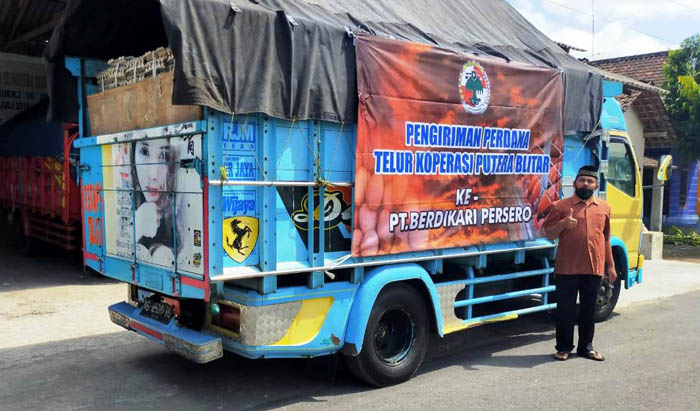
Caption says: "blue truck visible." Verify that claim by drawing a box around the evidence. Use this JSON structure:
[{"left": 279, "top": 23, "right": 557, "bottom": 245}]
[{"left": 49, "top": 0, "right": 651, "bottom": 387}]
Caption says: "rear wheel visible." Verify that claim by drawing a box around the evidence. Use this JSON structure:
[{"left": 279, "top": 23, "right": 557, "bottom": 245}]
[
  {"left": 14, "top": 214, "right": 34, "bottom": 257},
  {"left": 343, "top": 283, "right": 430, "bottom": 387},
  {"left": 19, "top": 231, "right": 35, "bottom": 257}
]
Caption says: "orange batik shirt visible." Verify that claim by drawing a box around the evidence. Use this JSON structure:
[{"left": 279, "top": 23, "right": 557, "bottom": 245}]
[{"left": 542, "top": 195, "right": 615, "bottom": 276}]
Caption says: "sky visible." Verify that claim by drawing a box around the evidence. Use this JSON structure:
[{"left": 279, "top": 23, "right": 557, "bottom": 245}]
[{"left": 506, "top": 0, "right": 700, "bottom": 61}]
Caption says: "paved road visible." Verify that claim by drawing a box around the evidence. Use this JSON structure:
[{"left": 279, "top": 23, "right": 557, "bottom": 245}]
[
  {"left": 2, "top": 288, "right": 699, "bottom": 410},
  {"left": 2, "top": 234, "right": 700, "bottom": 411}
]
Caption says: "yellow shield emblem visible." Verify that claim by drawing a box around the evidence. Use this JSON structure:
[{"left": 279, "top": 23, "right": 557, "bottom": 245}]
[{"left": 223, "top": 216, "right": 259, "bottom": 263}]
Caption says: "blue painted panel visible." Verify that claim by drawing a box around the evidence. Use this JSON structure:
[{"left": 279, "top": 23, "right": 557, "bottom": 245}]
[
  {"left": 102, "top": 255, "right": 134, "bottom": 283},
  {"left": 321, "top": 122, "right": 356, "bottom": 183},
  {"left": 272, "top": 118, "right": 312, "bottom": 264},
  {"left": 138, "top": 263, "right": 169, "bottom": 294},
  {"left": 600, "top": 97, "right": 627, "bottom": 131},
  {"left": 274, "top": 119, "right": 312, "bottom": 181},
  {"left": 103, "top": 254, "right": 200, "bottom": 299},
  {"left": 602, "top": 80, "right": 623, "bottom": 98}
]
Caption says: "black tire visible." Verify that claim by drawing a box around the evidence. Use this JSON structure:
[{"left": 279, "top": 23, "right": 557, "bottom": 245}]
[
  {"left": 19, "top": 229, "right": 36, "bottom": 257},
  {"left": 343, "top": 283, "right": 430, "bottom": 387},
  {"left": 593, "top": 272, "right": 622, "bottom": 323},
  {"left": 11, "top": 215, "right": 23, "bottom": 247},
  {"left": 13, "top": 216, "right": 34, "bottom": 257}
]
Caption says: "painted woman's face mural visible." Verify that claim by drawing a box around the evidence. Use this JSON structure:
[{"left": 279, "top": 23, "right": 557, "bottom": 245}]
[
  {"left": 102, "top": 133, "right": 205, "bottom": 276},
  {"left": 134, "top": 139, "right": 170, "bottom": 203}
]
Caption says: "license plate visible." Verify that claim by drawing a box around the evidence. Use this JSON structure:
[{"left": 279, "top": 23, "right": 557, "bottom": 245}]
[{"left": 141, "top": 299, "right": 174, "bottom": 324}]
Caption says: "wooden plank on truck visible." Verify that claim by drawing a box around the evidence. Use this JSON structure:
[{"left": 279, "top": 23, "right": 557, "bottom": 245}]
[{"left": 87, "top": 72, "right": 202, "bottom": 136}]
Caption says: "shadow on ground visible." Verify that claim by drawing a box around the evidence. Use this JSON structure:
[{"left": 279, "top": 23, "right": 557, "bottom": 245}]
[
  {"left": 0, "top": 312, "right": 558, "bottom": 410},
  {"left": 0, "top": 238, "right": 116, "bottom": 292}
]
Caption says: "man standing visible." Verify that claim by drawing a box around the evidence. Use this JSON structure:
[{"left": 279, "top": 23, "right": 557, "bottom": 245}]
[{"left": 543, "top": 165, "right": 618, "bottom": 361}]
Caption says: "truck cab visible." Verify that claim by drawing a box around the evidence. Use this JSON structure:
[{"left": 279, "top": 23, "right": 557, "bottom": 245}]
[
  {"left": 599, "top": 82, "right": 645, "bottom": 287},
  {"left": 560, "top": 80, "right": 645, "bottom": 320}
]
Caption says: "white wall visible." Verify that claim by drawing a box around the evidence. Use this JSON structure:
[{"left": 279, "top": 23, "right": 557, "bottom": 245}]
[{"left": 624, "top": 107, "right": 645, "bottom": 170}]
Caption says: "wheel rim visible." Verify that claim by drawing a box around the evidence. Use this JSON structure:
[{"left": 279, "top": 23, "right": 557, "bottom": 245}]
[
  {"left": 596, "top": 278, "right": 614, "bottom": 312},
  {"left": 373, "top": 308, "right": 415, "bottom": 366}
]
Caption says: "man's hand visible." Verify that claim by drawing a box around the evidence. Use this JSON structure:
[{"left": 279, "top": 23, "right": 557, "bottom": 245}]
[
  {"left": 606, "top": 267, "right": 617, "bottom": 283},
  {"left": 561, "top": 208, "right": 578, "bottom": 230},
  {"left": 545, "top": 208, "right": 578, "bottom": 240}
]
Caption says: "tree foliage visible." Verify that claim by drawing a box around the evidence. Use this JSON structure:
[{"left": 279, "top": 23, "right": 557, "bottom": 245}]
[{"left": 663, "top": 34, "right": 700, "bottom": 162}]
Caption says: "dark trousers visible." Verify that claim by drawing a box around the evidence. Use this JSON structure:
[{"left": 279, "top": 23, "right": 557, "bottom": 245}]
[{"left": 555, "top": 274, "right": 603, "bottom": 353}]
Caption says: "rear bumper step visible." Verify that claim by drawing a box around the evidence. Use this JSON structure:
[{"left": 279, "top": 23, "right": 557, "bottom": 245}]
[{"left": 109, "top": 302, "right": 223, "bottom": 363}]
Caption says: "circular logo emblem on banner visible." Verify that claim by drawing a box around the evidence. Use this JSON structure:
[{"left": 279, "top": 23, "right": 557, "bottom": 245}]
[{"left": 459, "top": 62, "right": 490, "bottom": 114}]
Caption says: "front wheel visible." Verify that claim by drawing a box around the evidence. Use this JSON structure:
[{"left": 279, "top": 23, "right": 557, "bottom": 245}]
[
  {"left": 593, "top": 273, "right": 622, "bottom": 323},
  {"left": 343, "top": 283, "right": 430, "bottom": 387}
]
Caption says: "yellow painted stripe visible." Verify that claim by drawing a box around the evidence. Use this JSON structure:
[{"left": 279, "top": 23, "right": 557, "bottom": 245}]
[
  {"left": 272, "top": 297, "right": 334, "bottom": 346},
  {"left": 101, "top": 145, "right": 113, "bottom": 187},
  {"left": 443, "top": 313, "right": 518, "bottom": 335}
]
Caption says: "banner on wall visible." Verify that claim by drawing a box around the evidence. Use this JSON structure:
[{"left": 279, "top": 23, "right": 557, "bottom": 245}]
[
  {"left": 0, "top": 52, "right": 46, "bottom": 126},
  {"left": 352, "top": 36, "right": 564, "bottom": 257}
]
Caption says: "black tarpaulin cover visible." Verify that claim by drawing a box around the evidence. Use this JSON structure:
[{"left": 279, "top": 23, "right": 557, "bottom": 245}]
[{"left": 46, "top": 0, "right": 602, "bottom": 133}]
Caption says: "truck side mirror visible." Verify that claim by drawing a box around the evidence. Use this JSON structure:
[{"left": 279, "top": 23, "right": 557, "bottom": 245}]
[{"left": 657, "top": 155, "right": 672, "bottom": 181}]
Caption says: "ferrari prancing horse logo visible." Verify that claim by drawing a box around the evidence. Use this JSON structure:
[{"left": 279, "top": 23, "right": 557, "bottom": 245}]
[{"left": 223, "top": 216, "right": 259, "bottom": 263}]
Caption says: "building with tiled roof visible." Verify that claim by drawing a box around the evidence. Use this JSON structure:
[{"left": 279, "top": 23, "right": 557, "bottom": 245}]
[
  {"left": 590, "top": 51, "right": 668, "bottom": 87},
  {"left": 590, "top": 51, "right": 676, "bottom": 152}
]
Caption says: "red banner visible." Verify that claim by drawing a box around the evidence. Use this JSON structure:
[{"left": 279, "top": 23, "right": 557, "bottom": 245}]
[{"left": 352, "top": 36, "right": 564, "bottom": 257}]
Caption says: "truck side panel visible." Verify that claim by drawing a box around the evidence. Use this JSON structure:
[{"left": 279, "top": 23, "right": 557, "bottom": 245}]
[{"left": 214, "top": 113, "right": 356, "bottom": 282}]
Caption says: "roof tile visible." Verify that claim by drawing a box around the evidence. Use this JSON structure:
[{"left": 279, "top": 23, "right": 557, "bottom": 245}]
[{"left": 589, "top": 51, "right": 669, "bottom": 89}]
